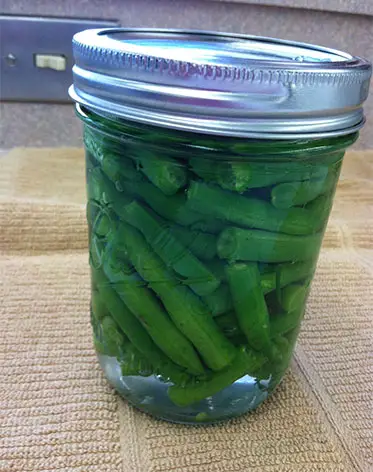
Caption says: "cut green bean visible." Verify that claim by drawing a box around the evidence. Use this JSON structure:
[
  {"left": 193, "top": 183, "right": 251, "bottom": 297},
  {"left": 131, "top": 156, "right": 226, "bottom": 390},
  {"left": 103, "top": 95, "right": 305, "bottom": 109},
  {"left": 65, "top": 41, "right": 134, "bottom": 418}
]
[
  {"left": 168, "top": 347, "right": 266, "bottom": 406},
  {"left": 92, "top": 268, "right": 195, "bottom": 383},
  {"left": 260, "top": 261, "right": 315, "bottom": 294},
  {"left": 214, "top": 311, "right": 243, "bottom": 338},
  {"left": 91, "top": 289, "right": 109, "bottom": 321},
  {"left": 187, "top": 181, "right": 319, "bottom": 235},
  {"left": 208, "top": 259, "right": 315, "bottom": 293},
  {"left": 255, "top": 334, "right": 291, "bottom": 383},
  {"left": 169, "top": 225, "right": 217, "bottom": 260},
  {"left": 205, "top": 259, "right": 227, "bottom": 283},
  {"left": 227, "top": 263, "right": 273, "bottom": 357},
  {"left": 190, "top": 218, "right": 226, "bottom": 234},
  {"left": 218, "top": 227, "right": 323, "bottom": 262},
  {"left": 118, "top": 201, "right": 220, "bottom": 296},
  {"left": 102, "top": 155, "right": 143, "bottom": 189},
  {"left": 87, "top": 167, "right": 105, "bottom": 202},
  {"left": 129, "top": 147, "right": 187, "bottom": 195},
  {"left": 271, "top": 171, "right": 335, "bottom": 209},
  {"left": 281, "top": 284, "right": 309, "bottom": 313},
  {"left": 103, "top": 248, "right": 205, "bottom": 374},
  {"left": 190, "top": 158, "right": 252, "bottom": 193},
  {"left": 240, "top": 161, "right": 328, "bottom": 189},
  {"left": 126, "top": 180, "right": 203, "bottom": 226},
  {"left": 87, "top": 198, "right": 116, "bottom": 239},
  {"left": 270, "top": 307, "right": 305, "bottom": 337},
  {"left": 96, "top": 154, "right": 224, "bottom": 232},
  {"left": 91, "top": 148, "right": 201, "bottom": 226},
  {"left": 203, "top": 285, "right": 233, "bottom": 316},
  {"left": 120, "top": 343, "right": 154, "bottom": 377},
  {"left": 117, "top": 222, "right": 237, "bottom": 371},
  {"left": 100, "top": 315, "right": 128, "bottom": 358}
]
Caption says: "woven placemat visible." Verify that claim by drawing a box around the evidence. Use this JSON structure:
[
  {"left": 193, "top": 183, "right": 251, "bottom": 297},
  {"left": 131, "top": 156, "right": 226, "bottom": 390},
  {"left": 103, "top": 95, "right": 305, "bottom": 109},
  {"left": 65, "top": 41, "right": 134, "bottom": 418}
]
[{"left": 1, "top": 148, "right": 372, "bottom": 472}]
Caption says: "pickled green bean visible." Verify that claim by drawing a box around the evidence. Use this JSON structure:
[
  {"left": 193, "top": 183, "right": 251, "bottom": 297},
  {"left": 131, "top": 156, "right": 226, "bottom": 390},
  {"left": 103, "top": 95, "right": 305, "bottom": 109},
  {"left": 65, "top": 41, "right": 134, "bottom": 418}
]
[
  {"left": 217, "top": 227, "right": 323, "bottom": 262},
  {"left": 103, "top": 248, "right": 205, "bottom": 374},
  {"left": 91, "top": 289, "right": 109, "bottom": 321},
  {"left": 203, "top": 285, "right": 233, "bottom": 316},
  {"left": 208, "top": 259, "right": 315, "bottom": 293},
  {"left": 117, "top": 222, "right": 237, "bottom": 371},
  {"left": 92, "top": 268, "right": 195, "bottom": 383},
  {"left": 187, "top": 181, "right": 318, "bottom": 235},
  {"left": 281, "top": 284, "right": 309, "bottom": 313},
  {"left": 119, "top": 200, "right": 220, "bottom": 296},
  {"left": 270, "top": 307, "right": 305, "bottom": 337},
  {"left": 271, "top": 171, "right": 335, "bottom": 209},
  {"left": 100, "top": 315, "right": 128, "bottom": 358},
  {"left": 227, "top": 263, "right": 273, "bottom": 357},
  {"left": 129, "top": 147, "right": 188, "bottom": 195},
  {"left": 240, "top": 161, "right": 328, "bottom": 189},
  {"left": 260, "top": 261, "right": 315, "bottom": 293},
  {"left": 168, "top": 347, "right": 266, "bottom": 406},
  {"left": 169, "top": 225, "right": 217, "bottom": 261},
  {"left": 190, "top": 158, "right": 252, "bottom": 193}
]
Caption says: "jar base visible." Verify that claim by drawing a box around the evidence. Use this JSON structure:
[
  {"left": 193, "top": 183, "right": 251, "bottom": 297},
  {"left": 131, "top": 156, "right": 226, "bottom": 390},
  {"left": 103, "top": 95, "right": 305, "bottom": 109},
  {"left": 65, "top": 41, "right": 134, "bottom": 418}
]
[{"left": 98, "top": 354, "right": 273, "bottom": 424}]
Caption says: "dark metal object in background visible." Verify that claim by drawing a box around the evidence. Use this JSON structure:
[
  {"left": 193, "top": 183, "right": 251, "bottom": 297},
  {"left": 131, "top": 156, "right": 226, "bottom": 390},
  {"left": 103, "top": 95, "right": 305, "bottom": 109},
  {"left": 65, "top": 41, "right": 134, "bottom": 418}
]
[{"left": 0, "top": 16, "right": 119, "bottom": 102}]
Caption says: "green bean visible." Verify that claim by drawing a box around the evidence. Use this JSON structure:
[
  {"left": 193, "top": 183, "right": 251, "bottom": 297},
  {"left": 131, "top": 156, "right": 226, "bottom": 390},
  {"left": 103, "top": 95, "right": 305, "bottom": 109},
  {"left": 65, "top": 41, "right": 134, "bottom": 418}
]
[
  {"left": 92, "top": 268, "right": 194, "bottom": 382},
  {"left": 169, "top": 225, "right": 217, "bottom": 261},
  {"left": 89, "top": 235, "right": 106, "bottom": 269},
  {"left": 101, "top": 154, "right": 142, "bottom": 189},
  {"left": 95, "top": 154, "right": 224, "bottom": 232},
  {"left": 260, "top": 261, "right": 316, "bottom": 294},
  {"left": 270, "top": 308, "right": 305, "bottom": 337},
  {"left": 208, "top": 259, "right": 315, "bottom": 294},
  {"left": 86, "top": 199, "right": 116, "bottom": 239},
  {"left": 214, "top": 311, "right": 243, "bottom": 338},
  {"left": 306, "top": 193, "right": 333, "bottom": 225},
  {"left": 120, "top": 343, "right": 154, "bottom": 377},
  {"left": 255, "top": 334, "right": 291, "bottom": 383},
  {"left": 205, "top": 259, "right": 227, "bottom": 283},
  {"left": 271, "top": 171, "right": 335, "bottom": 209},
  {"left": 87, "top": 167, "right": 105, "bottom": 202},
  {"left": 203, "top": 285, "right": 233, "bottom": 317},
  {"left": 217, "top": 227, "right": 323, "bottom": 262},
  {"left": 281, "top": 284, "right": 309, "bottom": 313},
  {"left": 186, "top": 181, "right": 318, "bottom": 235},
  {"left": 128, "top": 147, "right": 188, "bottom": 195},
  {"left": 190, "top": 219, "right": 226, "bottom": 235},
  {"left": 119, "top": 201, "right": 220, "bottom": 296},
  {"left": 168, "top": 347, "right": 266, "bottom": 406},
  {"left": 227, "top": 263, "right": 273, "bottom": 357},
  {"left": 190, "top": 158, "right": 252, "bottom": 193},
  {"left": 117, "top": 222, "right": 237, "bottom": 371},
  {"left": 103, "top": 247, "right": 205, "bottom": 374},
  {"left": 230, "top": 161, "right": 328, "bottom": 189},
  {"left": 92, "top": 267, "right": 157, "bottom": 354},
  {"left": 89, "top": 145, "right": 199, "bottom": 226},
  {"left": 268, "top": 284, "right": 309, "bottom": 338},
  {"left": 125, "top": 179, "right": 204, "bottom": 226},
  {"left": 91, "top": 289, "right": 109, "bottom": 321},
  {"left": 100, "top": 315, "right": 128, "bottom": 358}
]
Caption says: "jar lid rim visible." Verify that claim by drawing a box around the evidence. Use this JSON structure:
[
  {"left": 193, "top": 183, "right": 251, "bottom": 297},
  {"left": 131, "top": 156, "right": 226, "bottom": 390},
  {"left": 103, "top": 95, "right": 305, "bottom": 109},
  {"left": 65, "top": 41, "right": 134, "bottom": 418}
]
[{"left": 69, "top": 28, "right": 372, "bottom": 139}]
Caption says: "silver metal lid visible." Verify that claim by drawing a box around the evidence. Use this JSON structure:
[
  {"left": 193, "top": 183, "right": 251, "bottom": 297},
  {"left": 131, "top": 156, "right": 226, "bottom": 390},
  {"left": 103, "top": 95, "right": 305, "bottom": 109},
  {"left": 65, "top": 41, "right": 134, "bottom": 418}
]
[{"left": 69, "top": 28, "right": 372, "bottom": 139}]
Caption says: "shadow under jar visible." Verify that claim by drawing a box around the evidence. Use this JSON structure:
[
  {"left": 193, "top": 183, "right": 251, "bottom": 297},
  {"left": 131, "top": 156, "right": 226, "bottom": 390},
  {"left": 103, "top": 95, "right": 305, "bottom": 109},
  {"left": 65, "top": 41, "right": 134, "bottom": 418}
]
[{"left": 70, "top": 29, "right": 371, "bottom": 424}]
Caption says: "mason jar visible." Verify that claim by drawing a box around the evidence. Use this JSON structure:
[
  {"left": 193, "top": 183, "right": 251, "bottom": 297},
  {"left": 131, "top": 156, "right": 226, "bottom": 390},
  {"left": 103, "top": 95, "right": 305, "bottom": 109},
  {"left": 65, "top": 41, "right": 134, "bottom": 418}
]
[{"left": 69, "top": 29, "right": 371, "bottom": 424}]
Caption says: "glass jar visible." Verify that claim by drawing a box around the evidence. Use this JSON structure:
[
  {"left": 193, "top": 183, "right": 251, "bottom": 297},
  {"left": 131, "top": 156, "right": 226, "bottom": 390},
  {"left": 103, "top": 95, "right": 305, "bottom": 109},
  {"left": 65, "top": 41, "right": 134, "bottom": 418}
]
[{"left": 70, "top": 29, "right": 371, "bottom": 423}]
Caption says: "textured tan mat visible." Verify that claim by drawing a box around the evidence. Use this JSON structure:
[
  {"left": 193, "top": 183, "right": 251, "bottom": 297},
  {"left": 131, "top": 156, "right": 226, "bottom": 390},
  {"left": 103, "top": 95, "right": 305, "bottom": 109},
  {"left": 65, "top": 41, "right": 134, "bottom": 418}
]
[{"left": 1, "top": 148, "right": 372, "bottom": 472}]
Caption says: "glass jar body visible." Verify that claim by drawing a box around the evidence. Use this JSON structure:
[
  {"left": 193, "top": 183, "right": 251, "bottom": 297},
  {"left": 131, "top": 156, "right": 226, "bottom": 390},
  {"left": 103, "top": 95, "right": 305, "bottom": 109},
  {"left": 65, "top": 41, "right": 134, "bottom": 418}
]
[{"left": 80, "top": 106, "right": 356, "bottom": 424}]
